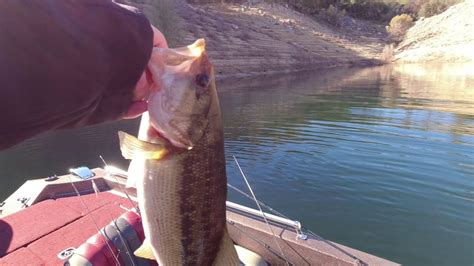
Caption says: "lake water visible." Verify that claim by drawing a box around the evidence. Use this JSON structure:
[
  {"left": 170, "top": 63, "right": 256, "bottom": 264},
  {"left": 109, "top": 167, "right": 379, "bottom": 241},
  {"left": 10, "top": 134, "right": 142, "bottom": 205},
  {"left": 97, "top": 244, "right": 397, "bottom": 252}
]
[{"left": 1, "top": 64, "right": 473, "bottom": 265}]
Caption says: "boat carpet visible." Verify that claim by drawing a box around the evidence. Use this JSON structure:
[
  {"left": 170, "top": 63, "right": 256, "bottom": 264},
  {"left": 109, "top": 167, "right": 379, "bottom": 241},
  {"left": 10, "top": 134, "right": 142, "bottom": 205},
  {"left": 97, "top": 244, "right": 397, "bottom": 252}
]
[{"left": 0, "top": 191, "right": 134, "bottom": 264}]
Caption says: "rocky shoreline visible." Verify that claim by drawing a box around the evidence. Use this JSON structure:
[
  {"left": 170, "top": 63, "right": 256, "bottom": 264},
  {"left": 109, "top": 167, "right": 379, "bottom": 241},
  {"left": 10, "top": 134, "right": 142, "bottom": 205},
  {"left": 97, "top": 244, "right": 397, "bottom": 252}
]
[
  {"left": 125, "top": 0, "right": 473, "bottom": 79},
  {"left": 124, "top": 0, "right": 389, "bottom": 78},
  {"left": 393, "top": 1, "right": 474, "bottom": 63},
  {"left": 178, "top": 2, "right": 389, "bottom": 78}
]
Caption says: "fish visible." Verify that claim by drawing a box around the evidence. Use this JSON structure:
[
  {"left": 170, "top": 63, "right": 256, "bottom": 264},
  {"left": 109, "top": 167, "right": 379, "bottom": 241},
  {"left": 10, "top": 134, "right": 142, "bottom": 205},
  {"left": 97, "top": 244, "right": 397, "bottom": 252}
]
[{"left": 118, "top": 39, "right": 240, "bottom": 265}]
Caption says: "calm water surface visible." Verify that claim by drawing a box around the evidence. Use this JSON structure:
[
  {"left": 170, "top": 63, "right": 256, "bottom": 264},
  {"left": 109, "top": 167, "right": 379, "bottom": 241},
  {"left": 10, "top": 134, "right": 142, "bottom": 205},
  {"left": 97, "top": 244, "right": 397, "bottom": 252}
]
[{"left": 1, "top": 64, "right": 473, "bottom": 265}]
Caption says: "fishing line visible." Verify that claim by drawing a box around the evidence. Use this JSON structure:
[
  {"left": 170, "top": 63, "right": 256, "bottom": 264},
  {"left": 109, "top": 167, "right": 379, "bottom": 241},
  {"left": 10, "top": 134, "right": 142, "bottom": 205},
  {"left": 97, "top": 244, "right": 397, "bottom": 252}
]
[
  {"left": 98, "top": 156, "right": 141, "bottom": 265},
  {"left": 68, "top": 176, "right": 121, "bottom": 266},
  {"left": 233, "top": 155, "right": 290, "bottom": 266},
  {"left": 94, "top": 161, "right": 363, "bottom": 264},
  {"left": 228, "top": 164, "right": 366, "bottom": 265},
  {"left": 100, "top": 155, "right": 140, "bottom": 216},
  {"left": 227, "top": 219, "right": 299, "bottom": 266},
  {"left": 90, "top": 179, "right": 137, "bottom": 266},
  {"left": 227, "top": 184, "right": 290, "bottom": 224},
  {"left": 304, "top": 228, "right": 366, "bottom": 266}
]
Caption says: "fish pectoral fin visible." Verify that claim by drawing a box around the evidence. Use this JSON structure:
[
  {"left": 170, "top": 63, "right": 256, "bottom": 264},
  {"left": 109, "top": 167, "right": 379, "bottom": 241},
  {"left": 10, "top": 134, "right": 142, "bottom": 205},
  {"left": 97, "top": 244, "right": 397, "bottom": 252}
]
[
  {"left": 118, "top": 131, "right": 167, "bottom": 160},
  {"left": 134, "top": 239, "right": 156, "bottom": 260}
]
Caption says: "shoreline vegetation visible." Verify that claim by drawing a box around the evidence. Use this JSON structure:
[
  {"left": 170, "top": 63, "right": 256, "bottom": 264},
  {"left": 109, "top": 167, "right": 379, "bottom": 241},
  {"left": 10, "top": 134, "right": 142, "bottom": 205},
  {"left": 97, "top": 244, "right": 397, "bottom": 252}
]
[{"left": 122, "top": 0, "right": 473, "bottom": 79}]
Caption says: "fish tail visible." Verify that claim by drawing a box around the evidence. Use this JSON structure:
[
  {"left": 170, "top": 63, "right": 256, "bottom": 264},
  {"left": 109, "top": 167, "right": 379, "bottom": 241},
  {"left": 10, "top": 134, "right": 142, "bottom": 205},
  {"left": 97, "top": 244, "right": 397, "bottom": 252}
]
[{"left": 212, "top": 229, "right": 240, "bottom": 266}]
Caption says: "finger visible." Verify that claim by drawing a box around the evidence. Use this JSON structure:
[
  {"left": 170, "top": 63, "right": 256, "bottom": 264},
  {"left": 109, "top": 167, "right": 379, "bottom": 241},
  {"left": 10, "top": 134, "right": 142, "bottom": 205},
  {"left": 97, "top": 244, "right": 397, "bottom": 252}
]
[
  {"left": 147, "top": 53, "right": 165, "bottom": 93},
  {"left": 123, "top": 100, "right": 148, "bottom": 119},
  {"left": 151, "top": 25, "right": 168, "bottom": 48}
]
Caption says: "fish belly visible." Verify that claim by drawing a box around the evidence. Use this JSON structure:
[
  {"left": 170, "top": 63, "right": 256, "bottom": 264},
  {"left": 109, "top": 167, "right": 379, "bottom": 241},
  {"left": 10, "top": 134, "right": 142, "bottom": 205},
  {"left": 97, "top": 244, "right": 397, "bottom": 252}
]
[{"left": 137, "top": 158, "right": 185, "bottom": 265}]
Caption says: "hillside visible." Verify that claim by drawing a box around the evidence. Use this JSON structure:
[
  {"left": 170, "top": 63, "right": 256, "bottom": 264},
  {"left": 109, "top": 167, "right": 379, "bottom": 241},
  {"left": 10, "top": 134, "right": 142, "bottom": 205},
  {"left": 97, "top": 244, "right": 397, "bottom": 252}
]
[
  {"left": 124, "top": 0, "right": 388, "bottom": 78},
  {"left": 393, "top": 1, "right": 474, "bottom": 63}
]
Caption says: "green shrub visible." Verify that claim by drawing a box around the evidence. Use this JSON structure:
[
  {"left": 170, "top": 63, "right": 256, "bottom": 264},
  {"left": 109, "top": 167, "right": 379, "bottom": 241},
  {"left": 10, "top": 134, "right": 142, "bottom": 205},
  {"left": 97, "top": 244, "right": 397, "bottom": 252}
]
[
  {"left": 341, "top": 0, "right": 405, "bottom": 22},
  {"left": 386, "top": 13, "right": 414, "bottom": 41},
  {"left": 282, "top": 0, "right": 405, "bottom": 22},
  {"left": 406, "top": 0, "right": 461, "bottom": 18},
  {"left": 319, "top": 5, "right": 347, "bottom": 27},
  {"left": 285, "top": 0, "right": 327, "bottom": 15},
  {"left": 405, "top": 0, "right": 425, "bottom": 14},
  {"left": 300, "top": 0, "right": 325, "bottom": 14},
  {"left": 418, "top": 0, "right": 459, "bottom": 17}
]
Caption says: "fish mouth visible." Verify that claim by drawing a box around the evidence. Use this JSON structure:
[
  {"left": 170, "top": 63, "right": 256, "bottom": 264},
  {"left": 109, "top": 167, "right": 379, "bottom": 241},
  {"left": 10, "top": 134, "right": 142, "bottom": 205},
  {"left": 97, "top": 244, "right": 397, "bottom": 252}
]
[
  {"left": 146, "top": 39, "right": 212, "bottom": 151},
  {"left": 149, "top": 120, "right": 194, "bottom": 150}
]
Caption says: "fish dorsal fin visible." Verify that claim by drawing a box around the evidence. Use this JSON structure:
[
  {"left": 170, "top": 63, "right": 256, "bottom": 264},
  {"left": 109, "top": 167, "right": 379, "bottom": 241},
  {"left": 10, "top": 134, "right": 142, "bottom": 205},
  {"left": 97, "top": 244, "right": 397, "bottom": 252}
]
[
  {"left": 118, "top": 131, "right": 167, "bottom": 160},
  {"left": 134, "top": 239, "right": 156, "bottom": 260},
  {"left": 173, "top": 38, "right": 205, "bottom": 57}
]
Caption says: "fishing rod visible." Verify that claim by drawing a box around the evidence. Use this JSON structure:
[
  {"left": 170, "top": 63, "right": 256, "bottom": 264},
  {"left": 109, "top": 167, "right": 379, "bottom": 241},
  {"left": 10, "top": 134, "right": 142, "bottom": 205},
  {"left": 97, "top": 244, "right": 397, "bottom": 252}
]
[
  {"left": 96, "top": 158, "right": 366, "bottom": 265},
  {"left": 233, "top": 155, "right": 291, "bottom": 266},
  {"left": 230, "top": 156, "right": 367, "bottom": 266},
  {"left": 100, "top": 155, "right": 140, "bottom": 215},
  {"left": 68, "top": 176, "right": 121, "bottom": 266}
]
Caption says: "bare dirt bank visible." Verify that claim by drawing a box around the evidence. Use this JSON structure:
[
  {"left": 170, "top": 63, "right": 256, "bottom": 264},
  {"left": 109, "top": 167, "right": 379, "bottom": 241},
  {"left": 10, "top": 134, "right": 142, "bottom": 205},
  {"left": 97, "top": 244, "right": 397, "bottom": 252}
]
[
  {"left": 125, "top": 0, "right": 388, "bottom": 79},
  {"left": 123, "top": 0, "right": 474, "bottom": 78},
  {"left": 176, "top": 2, "right": 389, "bottom": 78},
  {"left": 393, "top": 1, "right": 474, "bottom": 63}
]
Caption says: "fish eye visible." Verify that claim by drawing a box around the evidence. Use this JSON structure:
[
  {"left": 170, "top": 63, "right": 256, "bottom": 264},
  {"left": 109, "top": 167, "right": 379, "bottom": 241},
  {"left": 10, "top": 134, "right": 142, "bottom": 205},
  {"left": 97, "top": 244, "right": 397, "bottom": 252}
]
[{"left": 195, "top": 74, "right": 209, "bottom": 87}]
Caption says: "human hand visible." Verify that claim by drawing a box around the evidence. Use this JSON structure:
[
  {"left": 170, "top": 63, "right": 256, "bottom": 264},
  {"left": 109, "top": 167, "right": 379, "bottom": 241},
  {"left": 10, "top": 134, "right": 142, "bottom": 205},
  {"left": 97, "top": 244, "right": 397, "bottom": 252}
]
[{"left": 123, "top": 25, "right": 168, "bottom": 119}]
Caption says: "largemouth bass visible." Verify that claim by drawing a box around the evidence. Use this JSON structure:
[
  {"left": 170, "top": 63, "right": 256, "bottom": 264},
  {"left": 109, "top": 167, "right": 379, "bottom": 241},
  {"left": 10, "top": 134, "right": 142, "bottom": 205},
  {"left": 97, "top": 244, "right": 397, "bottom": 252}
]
[{"left": 118, "top": 39, "right": 239, "bottom": 265}]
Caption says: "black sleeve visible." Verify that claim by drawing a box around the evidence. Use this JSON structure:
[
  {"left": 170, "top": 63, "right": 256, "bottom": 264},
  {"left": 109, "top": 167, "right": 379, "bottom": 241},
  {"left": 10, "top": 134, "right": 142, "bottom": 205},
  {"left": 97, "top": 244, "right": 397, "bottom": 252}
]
[{"left": 0, "top": 0, "right": 153, "bottom": 150}]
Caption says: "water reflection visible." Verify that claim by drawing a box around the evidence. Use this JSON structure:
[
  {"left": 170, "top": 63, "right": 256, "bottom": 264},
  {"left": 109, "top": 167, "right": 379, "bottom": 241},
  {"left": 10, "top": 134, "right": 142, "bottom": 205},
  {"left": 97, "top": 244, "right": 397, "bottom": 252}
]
[
  {"left": 219, "top": 64, "right": 473, "bottom": 148},
  {"left": 218, "top": 64, "right": 474, "bottom": 265},
  {"left": 0, "top": 64, "right": 473, "bottom": 265}
]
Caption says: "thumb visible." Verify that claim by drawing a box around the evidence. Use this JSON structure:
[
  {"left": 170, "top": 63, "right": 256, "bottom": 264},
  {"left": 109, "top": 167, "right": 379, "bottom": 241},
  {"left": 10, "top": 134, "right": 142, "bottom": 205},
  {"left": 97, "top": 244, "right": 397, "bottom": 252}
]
[
  {"left": 151, "top": 25, "right": 168, "bottom": 48},
  {"left": 123, "top": 101, "right": 148, "bottom": 119}
]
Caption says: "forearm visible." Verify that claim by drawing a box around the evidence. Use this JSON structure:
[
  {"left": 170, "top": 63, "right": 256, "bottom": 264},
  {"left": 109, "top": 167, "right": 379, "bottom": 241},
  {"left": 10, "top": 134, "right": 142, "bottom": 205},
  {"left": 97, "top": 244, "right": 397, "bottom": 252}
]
[{"left": 0, "top": 0, "right": 153, "bottom": 150}]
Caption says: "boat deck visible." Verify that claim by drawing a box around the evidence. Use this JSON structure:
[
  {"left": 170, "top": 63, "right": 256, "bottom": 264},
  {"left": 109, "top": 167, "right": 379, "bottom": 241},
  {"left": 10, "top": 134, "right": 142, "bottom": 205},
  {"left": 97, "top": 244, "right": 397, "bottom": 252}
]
[{"left": 0, "top": 191, "right": 134, "bottom": 264}]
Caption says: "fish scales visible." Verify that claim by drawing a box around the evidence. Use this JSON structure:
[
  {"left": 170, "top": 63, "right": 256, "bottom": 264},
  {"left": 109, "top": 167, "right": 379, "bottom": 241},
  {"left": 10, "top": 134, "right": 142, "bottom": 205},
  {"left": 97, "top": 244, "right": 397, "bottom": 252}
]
[
  {"left": 120, "top": 39, "right": 239, "bottom": 265},
  {"left": 138, "top": 130, "right": 226, "bottom": 264},
  {"left": 178, "top": 127, "right": 227, "bottom": 265}
]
